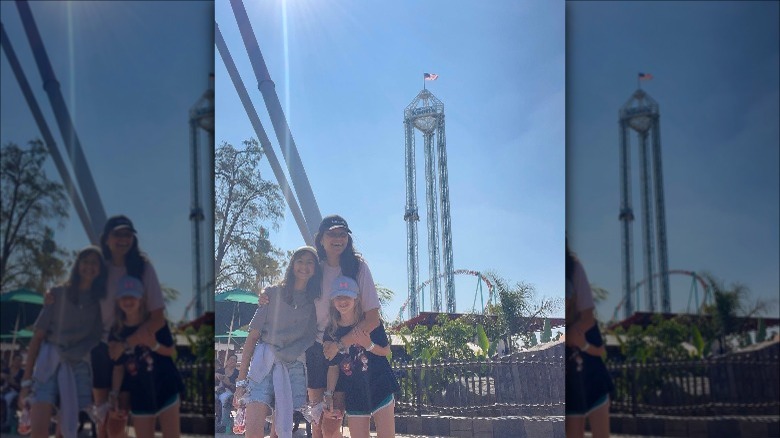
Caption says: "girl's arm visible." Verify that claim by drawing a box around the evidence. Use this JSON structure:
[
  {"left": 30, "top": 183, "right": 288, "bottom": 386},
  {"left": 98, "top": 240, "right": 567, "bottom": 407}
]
[
  {"left": 324, "top": 365, "right": 340, "bottom": 411},
  {"left": 366, "top": 342, "right": 390, "bottom": 357},
  {"left": 151, "top": 340, "right": 175, "bottom": 357},
  {"left": 18, "top": 329, "right": 45, "bottom": 407},
  {"left": 233, "top": 329, "right": 261, "bottom": 405},
  {"left": 340, "top": 308, "right": 380, "bottom": 347},
  {"left": 110, "top": 364, "right": 125, "bottom": 411},
  {"left": 127, "top": 309, "right": 165, "bottom": 348}
]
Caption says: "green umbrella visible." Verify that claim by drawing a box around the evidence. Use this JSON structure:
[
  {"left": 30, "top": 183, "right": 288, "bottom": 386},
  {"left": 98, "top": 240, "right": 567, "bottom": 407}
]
[{"left": 1, "top": 289, "right": 44, "bottom": 340}]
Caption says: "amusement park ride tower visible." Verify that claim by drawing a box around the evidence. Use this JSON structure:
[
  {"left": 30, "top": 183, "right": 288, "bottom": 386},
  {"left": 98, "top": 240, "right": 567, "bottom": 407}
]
[
  {"left": 618, "top": 89, "right": 670, "bottom": 318},
  {"left": 404, "top": 89, "right": 456, "bottom": 318}
]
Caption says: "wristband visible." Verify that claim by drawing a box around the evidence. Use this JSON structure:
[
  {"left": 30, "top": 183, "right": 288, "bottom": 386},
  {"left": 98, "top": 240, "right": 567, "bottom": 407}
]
[
  {"left": 152, "top": 342, "right": 161, "bottom": 352},
  {"left": 21, "top": 379, "right": 32, "bottom": 388},
  {"left": 580, "top": 342, "right": 591, "bottom": 352},
  {"left": 367, "top": 342, "right": 376, "bottom": 352},
  {"left": 236, "top": 379, "right": 248, "bottom": 388},
  {"left": 323, "top": 390, "right": 333, "bottom": 398}
]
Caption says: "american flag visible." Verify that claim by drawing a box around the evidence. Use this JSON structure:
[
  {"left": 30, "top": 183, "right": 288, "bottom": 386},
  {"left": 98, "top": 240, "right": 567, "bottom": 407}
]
[
  {"left": 638, "top": 72, "right": 653, "bottom": 80},
  {"left": 424, "top": 73, "right": 439, "bottom": 81}
]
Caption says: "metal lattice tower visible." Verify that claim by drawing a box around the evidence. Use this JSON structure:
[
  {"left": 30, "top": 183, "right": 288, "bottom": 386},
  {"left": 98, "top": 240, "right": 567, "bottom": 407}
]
[
  {"left": 404, "top": 89, "right": 456, "bottom": 317},
  {"left": 618, "top": 89, "right": 670, "bottom": 318}
]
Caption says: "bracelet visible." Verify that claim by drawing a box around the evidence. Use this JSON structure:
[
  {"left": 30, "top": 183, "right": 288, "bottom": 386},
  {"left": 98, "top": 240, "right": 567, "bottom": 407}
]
[
  {"left": 323, "top": 390, "right": 333, "bottom": 398},
  {"left": 580, "top": 342, "right": 591, "bottom": 352},
  {"left": 236, "top": 379, "right": 248, "bottom": 388},
  {"left": 152, "top": 342, "right": 160, "bottom": 352},
  {"left": 367, "top": 342, "right": 376, "bottom": 352},
  {"left": 21, "top": 379, "right": 32, "bottom": 388}
]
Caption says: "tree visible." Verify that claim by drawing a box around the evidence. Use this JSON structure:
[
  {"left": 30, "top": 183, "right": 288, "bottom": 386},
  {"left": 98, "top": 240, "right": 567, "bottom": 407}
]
[
  {"left": 699, "top": 272, "right": 774, "bottom": 354},
  {"left": 1, "top": 141, "right": 70, "bottom": 292},
  {"left": 214, "top": 139, "right": 285, "bottom": 292},
  {"left": 540, "top": 318, "right": 552, "bottom": 343},
  {"left": 375, "top": 284, "right": 394, "bottom": 322},
  {"left": 482, "top": 271, "right": 561, "bottom": 352}
]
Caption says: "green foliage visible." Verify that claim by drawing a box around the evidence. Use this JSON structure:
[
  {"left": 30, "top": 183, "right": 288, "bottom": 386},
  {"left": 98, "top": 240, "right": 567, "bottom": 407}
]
[
  {"left": 215, "top": 139, "right": 285, "bottom": 292},
  {"left": 756, "top": 318, "right": 767, "bottom": 343},
  {"left": 612, "top": 314, "right": 694, "bottom": 363},
  {"left": 481, "top": 271, "right": 560, "bottom": 352},
  {"left": 182, "top": 324, "right": 215, "bottom": 363},
  {"left": 476, "top": 324, "right": 489, "bottom": 358},
  {"left": 527, "top": 331, "right": 538, "bottom": 347},
  {"left": 540, "top": 318, "right": 552, "bottom": 343},
  {"left": 1, "top": 141, "right": 70, "bottom": 292},
  {"left": 691, "top": 325, "right": 706, "bottom": 358}
]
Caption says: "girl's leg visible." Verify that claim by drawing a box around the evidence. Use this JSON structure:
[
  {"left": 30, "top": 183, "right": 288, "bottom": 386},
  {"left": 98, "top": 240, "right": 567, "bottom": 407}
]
[
  {"left": 106, "top": 392, "right": 130, "bottom": 438},
  {"left": 245, "top": 402, "right": 271, "bottom": 438},
  {"left": 93, "top": 388, "right": 109, "bottom": 438},
  {"left": 158, "top": 399, "right": 181, "bottom": 438},
  {"left": 131, "top": 416, "right": 156, "bottom": 438},
  {"left": 30, "top": 402, "right": 53, "bottom": 438},
  {"left": 307, "top": 388, "right": 324, "bottom": 438},
  {"left": 565, "top": 415, "right": 586, "bottom": 438},
  {"left": 320, "top": 392, "right": 344, "bottom": 438},
  {"left": 346, "top": 416, "right": 370, "bottom": 438},
  {"left": 587, "top": 398, "right": 610, "bottom": 438},
  {"left": 372, "top": 398, "right": 396, "bottom": 438}
]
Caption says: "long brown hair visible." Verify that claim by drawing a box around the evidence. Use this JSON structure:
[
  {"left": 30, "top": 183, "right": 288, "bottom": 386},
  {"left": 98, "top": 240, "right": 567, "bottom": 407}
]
[
  {"left": 64, "top": 246, "right": 107, "bottom": 304},
  {"left": 278, "top": 246, "right": 322, "bottom": 306}
]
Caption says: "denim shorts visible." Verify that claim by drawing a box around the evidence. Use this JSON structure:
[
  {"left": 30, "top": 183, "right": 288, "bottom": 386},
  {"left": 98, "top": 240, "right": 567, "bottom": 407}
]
[
  {"left": 243, "top": 360, "right": 307, "bottom": 410},
  {"left": 32, "top": 360, "right": 93, "bottom": 409}
]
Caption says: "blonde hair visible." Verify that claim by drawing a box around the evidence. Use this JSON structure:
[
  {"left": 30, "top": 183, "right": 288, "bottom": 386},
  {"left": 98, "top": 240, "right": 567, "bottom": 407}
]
[
  {"left": 327, "top": 295, "right": 364, "bottom": 341},
  {"left": 111, "top": 294, "right": 150, "bottom": 341}
]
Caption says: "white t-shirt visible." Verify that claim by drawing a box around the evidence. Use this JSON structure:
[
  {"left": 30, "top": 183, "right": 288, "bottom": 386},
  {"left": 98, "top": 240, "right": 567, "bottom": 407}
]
[{"left": 313, "top": 259, "right": 380, "bottom": 342}]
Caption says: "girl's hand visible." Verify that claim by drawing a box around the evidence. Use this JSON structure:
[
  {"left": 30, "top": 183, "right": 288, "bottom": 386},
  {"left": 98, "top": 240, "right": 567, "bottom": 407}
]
[
  {"left": 18, "top": 387, "right": 29, "bottom": 409},
  {"left": 353, "top": 330, "right": 372, "bottom": 350},
  {"left": 138, "top": 328, "right": 157, "bottom": 347},
  {"left": 322, "top": 341, "right": 339, "bottom": 361},
  {"left": 257, "top": 288, "right": 270, "bottom": 306},
  {"left": 233, "top": 387, "right": 245, "bottom": 407},
  {"left": 565, "top": 328, "right": 586, "bottom": 348}
]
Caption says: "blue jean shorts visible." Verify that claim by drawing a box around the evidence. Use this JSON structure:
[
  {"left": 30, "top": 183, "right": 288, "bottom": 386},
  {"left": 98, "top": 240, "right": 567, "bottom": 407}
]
[
  {"left": 244, "top": 360, "right": 307, "bottom": 410},
  {"left": 32, "top": 360, "right": 93, "bottom": 409}
]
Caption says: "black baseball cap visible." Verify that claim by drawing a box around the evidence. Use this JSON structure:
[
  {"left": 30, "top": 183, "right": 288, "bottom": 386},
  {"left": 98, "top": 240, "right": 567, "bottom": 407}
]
[
  {"left": 103, "top": 215, "right": 137, "bottom": 235},
  {"left": 318, "top": 215, "right": 351, "bottom": 234}
]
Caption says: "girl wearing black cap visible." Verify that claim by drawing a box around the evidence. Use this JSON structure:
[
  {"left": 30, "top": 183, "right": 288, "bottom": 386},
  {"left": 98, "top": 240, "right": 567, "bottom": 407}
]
[
  {"left": 97, "top": 215, "right": 167, "bottom": 438},
  {"left": 257, "top": 215, "right": 382, "bottom": 438}
]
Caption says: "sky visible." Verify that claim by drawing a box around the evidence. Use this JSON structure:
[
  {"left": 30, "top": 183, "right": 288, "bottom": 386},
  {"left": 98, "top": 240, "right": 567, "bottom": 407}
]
[
  {"left": 0, "top": 1, "right": 213, "bottom": 322},
  {"left": 566, "top": 2, "right": 780, "bottom": 322},
  {"left": 214, "top": 1, "right": 566, "bottom": 323}
]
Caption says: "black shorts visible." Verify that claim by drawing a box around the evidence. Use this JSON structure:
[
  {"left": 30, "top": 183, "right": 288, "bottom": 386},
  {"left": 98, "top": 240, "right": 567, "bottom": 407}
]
[
  {"left": 305, "top": 342, "right": 328, "bottom": 389},
  {"left": 91, "top": 342, "right": 112, "bottom": 389}
]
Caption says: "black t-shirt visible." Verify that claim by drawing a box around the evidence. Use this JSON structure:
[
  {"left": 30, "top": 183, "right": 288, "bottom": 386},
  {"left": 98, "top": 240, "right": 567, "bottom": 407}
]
[
  {"left": 110, "top": 323, "right": 184, "bottom": 414},
  {"left": 324, "top": 322, "right": 399, "bottom": 412}
]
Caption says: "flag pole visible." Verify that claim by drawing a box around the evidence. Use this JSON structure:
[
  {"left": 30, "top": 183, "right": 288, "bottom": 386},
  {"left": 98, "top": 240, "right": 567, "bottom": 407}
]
[{"left": 423, "top": 73, "right": 426, "bottom": 90}]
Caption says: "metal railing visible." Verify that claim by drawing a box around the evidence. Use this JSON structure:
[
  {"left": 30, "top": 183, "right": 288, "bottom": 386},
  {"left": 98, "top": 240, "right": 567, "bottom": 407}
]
[
  {"left": 177, "top": 358, "right": 215, "bottom": 416},
  {"left": 607, "top": 355, "right": 780, "bottom": 416},
  {"left": 391, "top": 353, "right": 564, "bottom": 418}
]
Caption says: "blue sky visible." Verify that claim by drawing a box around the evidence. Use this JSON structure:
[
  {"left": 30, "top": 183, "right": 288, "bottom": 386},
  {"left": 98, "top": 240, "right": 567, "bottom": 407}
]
[
  {"left": 566, "top": 1, "right": 780, "bottom": 322},
  {"left": 215, "top": 1, "right": 566, "bottom": 321},
  {"left": 1, "top": 1, "right": 212, "bottom": 322}
]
